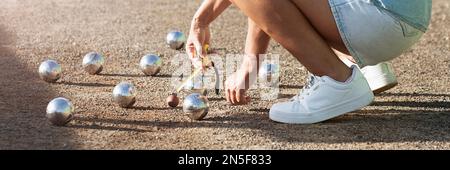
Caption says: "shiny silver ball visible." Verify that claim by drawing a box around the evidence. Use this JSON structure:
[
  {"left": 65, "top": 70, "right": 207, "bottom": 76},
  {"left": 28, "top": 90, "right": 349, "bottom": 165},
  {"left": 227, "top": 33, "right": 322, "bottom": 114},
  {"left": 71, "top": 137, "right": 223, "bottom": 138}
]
[
  {"left": 113, "top": 82, "right": 136, "bottom": 108},
  {"left": 38, "top": 60, "right": 62, "bottom": 83},
  {"left": 140, "top": 54, "right": 162, "bottom": 76},
  {"left": 46, "top": 97, "right": 74, "bottom": 126},
  {"left": 183, "top": 78, "right": 207, "bottom": 96},
  {"left": 166, "top": 31, "right": 186, "bottom": 50},
  {"left": 183, "top": 93, "right": 209, "bottom": 120},
  {"left": 259, "top": 63, "right": 280, "bottom": 87},
  {"left": 82, "top": 52, "right": 105, "bottom": 75}
]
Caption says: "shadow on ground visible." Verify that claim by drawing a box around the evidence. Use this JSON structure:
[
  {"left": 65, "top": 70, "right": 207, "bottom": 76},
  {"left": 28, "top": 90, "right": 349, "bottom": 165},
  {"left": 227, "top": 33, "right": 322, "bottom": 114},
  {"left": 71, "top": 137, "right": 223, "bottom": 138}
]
[
  {"left": 70, "top": 94, "right": 450, "bottom": 143},
  {"left": 57, "top": 80, "right": 115, "bottom": 87},
  {"left": 99, "top": 73, "right": 172, "bottom": 78},
  {"left": 0, "top": 25, "right": 77, "bottom": 149}
]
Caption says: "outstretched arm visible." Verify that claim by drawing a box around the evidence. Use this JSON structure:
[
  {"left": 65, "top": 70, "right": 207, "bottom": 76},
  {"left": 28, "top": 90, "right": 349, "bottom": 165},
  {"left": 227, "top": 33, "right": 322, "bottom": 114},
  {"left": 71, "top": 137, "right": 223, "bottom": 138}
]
[
  {"left": 187, "top": 0, "right": 232, "bottom": 59},
  {"left": 225, "top": 18, "right": 271, "bottom": 105},
  {"left": 193, "top": 0, "right": 232, "bottom": 26}
]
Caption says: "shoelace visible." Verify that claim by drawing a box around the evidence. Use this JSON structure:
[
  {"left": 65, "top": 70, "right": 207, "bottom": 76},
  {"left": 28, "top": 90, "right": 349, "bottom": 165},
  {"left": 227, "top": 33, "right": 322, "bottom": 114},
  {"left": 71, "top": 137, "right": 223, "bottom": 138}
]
[{"left": 291, "top": 73, "right": 324, "bottom": 101}]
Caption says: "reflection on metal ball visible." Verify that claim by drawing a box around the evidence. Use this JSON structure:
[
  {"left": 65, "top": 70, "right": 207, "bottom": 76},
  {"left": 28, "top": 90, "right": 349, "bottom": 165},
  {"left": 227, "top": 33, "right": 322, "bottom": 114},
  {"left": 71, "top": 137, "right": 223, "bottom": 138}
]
[
  {"left": 82, "top": 52, "right": 104, "bottom": 75},
  {"left": 166, "top": 31, "right": 186, "bottom": 50},
  {"left": 46, "top": 97, "right": 74, "bottom": 126},
  {"left": 140, "top": 54, "right": 162, "bottom": 76},
  {"left": 183, "top": 75, "right": 207, "bottom": 96},
  {"left": 113, "top": 82, "right": 136, "bottom": 108},
  {"left": 259, "top": 63, "right": 280, "bottom": 87},
  {"left": 38, "top": 60, "right": 62, "bottom": 83},
  {"left": 183, "top": 93, "right": 209, "bottom": 120}
]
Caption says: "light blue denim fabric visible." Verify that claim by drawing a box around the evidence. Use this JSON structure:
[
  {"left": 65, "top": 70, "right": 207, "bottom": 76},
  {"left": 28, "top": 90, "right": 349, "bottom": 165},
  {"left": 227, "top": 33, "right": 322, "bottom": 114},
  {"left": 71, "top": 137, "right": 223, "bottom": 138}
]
[
  {"left": 371, "top": 0, "right": 432, "bottom": 32},
  {"left": 328, "top": 0, "right": 429, "bottom": 67}
]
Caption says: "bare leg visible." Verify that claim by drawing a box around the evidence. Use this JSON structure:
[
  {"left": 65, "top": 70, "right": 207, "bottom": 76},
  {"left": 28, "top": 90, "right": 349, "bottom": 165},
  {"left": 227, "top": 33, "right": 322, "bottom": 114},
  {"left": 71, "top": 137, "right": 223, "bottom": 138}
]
[
  {"left": 225, "top": 18, "right": 271, "bottom": 104},
  {"left": 246, "top": 1, "right": 357, "bottom": 66},
  {"left": 246, "top": 1, "right": 357, "bottom": 67},
  {"left": 245, "top": 18, "right": 271, "bottom": 57},
  {"left": 243, "top": 18, "right": 271, "bottom": 81},
  {"left": 229, "top": 0, "right": 351, "bottom": 82},
  {"left": 334, "top": 49, "right": 356, "bottom": 64}
]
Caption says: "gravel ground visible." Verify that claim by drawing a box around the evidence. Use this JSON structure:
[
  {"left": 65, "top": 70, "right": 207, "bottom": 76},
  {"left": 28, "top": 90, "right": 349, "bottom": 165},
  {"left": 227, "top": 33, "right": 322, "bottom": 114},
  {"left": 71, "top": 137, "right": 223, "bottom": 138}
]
[{"left": 0, "top": 0, "right": 449, "bottom": 149}]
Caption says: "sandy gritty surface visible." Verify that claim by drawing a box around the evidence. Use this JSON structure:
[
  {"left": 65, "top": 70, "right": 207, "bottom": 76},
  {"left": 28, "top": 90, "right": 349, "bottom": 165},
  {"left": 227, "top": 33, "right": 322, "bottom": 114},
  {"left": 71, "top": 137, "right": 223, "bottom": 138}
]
[{"left": 0, "top": 0, "right": 449, "bottom": 149}]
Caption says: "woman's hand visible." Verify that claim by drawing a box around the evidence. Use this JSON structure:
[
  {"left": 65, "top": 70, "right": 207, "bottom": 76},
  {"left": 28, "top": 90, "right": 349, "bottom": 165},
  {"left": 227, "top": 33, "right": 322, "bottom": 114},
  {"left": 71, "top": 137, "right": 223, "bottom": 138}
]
[
  {"left": 186, "top": 20, "right": 210, "bottom": 64},
  {"left": 225, "top": 69, "right": 251, "bottom": 105},
  {"left": 225, "top": 57, "right": 258, "bottom": 105},
  {"left": 185, "top": 0, "right": 232, "bottom": 67}
]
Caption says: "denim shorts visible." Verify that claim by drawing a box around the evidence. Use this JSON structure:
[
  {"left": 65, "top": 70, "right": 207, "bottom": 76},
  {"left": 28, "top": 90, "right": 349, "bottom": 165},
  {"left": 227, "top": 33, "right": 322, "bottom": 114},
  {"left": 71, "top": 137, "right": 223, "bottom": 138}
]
[{"left": 328, "top": 0, "right": 424, "bottom": 67}]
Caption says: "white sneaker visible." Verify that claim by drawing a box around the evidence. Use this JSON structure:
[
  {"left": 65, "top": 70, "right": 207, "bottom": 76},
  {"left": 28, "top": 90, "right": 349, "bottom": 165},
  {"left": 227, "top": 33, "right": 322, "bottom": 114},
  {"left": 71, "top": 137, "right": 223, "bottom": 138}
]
[
  {"left": 269, "top": 65, "right": 374, "bottom": 124},
  {"left": 361, "top": 62, "right": 398, "bottom": 94},
  {"left": 342, "top": 59, "right": 398, "bottom": 94}
]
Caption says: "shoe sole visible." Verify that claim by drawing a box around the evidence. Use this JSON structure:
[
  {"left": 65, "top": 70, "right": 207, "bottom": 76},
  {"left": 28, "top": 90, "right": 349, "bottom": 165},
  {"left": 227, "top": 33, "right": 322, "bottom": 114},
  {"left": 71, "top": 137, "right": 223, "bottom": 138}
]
[
  {"left": 363, "top": 64, "right": 398, "bottom": 94},
  {"left": 269, "top": 91, "right": 374, "bottom": 124},
  {"left": 372, "top": 81, "right": 398, "bottom": 94}
]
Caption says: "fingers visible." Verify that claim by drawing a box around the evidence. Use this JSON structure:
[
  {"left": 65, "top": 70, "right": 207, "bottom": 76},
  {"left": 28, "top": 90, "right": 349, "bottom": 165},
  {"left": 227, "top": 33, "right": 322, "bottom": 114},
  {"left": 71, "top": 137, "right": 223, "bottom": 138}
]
[
  {"left": 236, "top": 89, "right": 249, "bottom": 105},
  {"left": 225, "top": 73, "right": 250, "bottom": 105},
  {"left": 225, "top": 79, "right": 233, "bottom": 104},
  {"left": 225, "top": 88, "right": 249, "bottom": 105},
  {"left": 186, "top": 40, "right": 204, "bottom": 68},
  {"left": 225, "top": 89, "right": 231, "bottom": 103},
  {"left": 230, "top": 90, "right": 237, "bottom": 104},
  {"left": 187, "top": 43, "right": 196, "bottom": 59},
  {"left": 236, "top": 89, "right": 243, "bottom": 103},
  {"left": 232, "top": 90, "right": 249, "bottom": 105},
  {"left": 186, "top": 30, "right": 205, "bottom": 60},
  {"left": 193, "top": 41, "right": 203, "bottom": 57},
  {"left": 186, "top": 38, "right": 209, "bottom": 69},
  {"left": 193, "top": 36, "right": 209, "bottom": 58}
]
